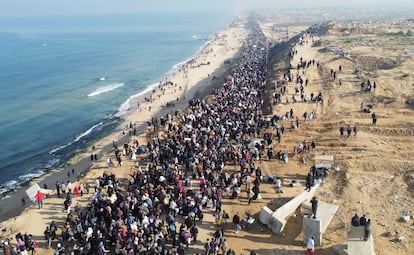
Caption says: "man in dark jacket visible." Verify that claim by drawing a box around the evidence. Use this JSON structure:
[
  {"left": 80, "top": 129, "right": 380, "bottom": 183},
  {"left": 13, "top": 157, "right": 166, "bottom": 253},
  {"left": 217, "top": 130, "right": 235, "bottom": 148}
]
[{"left": 310, "top": 197, "right": 318, "bottom": 219}]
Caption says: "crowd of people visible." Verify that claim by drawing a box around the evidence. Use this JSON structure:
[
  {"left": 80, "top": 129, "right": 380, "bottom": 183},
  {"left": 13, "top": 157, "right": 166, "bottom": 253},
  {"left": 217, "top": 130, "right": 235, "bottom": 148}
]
[
  {"left": 3, "top": 22, "right": 338, "bottom": 255},
  {"left": 29, "top": 23, "right": 276, "bottom": 255},
  {"left": 1, "top": 231, "right": 38, "bottom": 255},
  {"left": 0, "top": 12, "right": 395, "bottom": 255}
]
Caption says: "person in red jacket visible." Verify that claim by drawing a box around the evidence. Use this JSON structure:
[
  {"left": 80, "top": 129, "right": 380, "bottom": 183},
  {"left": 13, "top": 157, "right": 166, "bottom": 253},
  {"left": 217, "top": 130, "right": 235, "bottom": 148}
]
[{"left": 34, "top": 190, "right": 44, "bottom": 209}]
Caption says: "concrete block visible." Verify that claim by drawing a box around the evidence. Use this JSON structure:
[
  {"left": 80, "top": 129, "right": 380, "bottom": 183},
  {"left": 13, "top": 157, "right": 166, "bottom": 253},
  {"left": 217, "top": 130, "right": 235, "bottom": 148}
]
[
  {"left": 260, "top": 183, "right": 322, "bottom": 234},
  {"left": 347, "top": 226, "right": 375, "bottom": 255},
  {"left": 260, "top": 183, "right": 321, "bottom": 234},
  {"left": 348, "top": 234, "right": 375, "bottom": 255},
  {"left": 303, "top": 216, "right": 322, "bottom": 245},
  {"left": 319, "top": 202, "right": 339, "bottom": 233},
  {"left": 278, "top": 185, "right": 318, "bottom": 218},
  {"left": 267, "top": 213, "right": 286, "bottom": 233},
  {"left": 347, "top": 226, "right": 365, "bottom": 240},
  {"left": 302, "top": 202, "right": 338, "bottom": 246},
  {"left": 259, "top": 206, "right": 273, "bottom": 225},
  {"left": 332, "top": 244, "right": 348, "bottom": 255}
]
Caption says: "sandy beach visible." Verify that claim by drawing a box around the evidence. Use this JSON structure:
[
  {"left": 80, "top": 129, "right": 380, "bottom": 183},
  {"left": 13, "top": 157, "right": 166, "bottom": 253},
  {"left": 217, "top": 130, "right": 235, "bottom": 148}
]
[
  {"left": 1, "top": 12, "right": 413, "bottom": 255},
  {"left": 0, "top": 15, "right": 249, "bottom": 254}
]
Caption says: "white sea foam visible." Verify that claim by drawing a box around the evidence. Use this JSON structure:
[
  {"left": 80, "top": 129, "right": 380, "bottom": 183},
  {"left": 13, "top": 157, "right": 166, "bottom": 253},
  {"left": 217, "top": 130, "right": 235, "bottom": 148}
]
[
  {"left": 74, "top": 121, "right": 103, "bottom": 142},
  {"left": 45, "top": 157, "right": 60, "bottom": 168},
  {"left": 49, "top": 122, "right": 104, "bottom": 155},
  {"left": 0, "top": 188, "right": 9, "bottom": 196},
  {"left": 49, "top": 144, "right": 68, "bottom": 155},
  {"left": 3, "top": 180, "right": 18, "bottom": 190},
  {"left": 115, "top": 34, "right": 214, "bottom": 118},
  {"left": 115, "top": 83, "right": 159, "bottom": 117},
  {"left": 117, "top": 98, "right": 132, "bottom": 116},
  {"left": 0, "top": 180, "right": 20, "bottom": 195},
  {"left": 18, "top": 171, "right": 44, "bottom": 183},
  {"left": 87, "top": 83, "right": 124, "bottom": 97}
]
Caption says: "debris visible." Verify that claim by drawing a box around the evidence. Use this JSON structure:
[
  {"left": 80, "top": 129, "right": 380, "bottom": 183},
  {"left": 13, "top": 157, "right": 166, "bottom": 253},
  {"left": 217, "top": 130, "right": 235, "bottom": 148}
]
[
  {"left": 390, "top": 236, "right": 406, "bottom": 243},
  {"left": 401, "top": 215, "right": 410, "bottom": 223},
  {"left": 386, "top": 231, "right": 396, "bottom": 237}
]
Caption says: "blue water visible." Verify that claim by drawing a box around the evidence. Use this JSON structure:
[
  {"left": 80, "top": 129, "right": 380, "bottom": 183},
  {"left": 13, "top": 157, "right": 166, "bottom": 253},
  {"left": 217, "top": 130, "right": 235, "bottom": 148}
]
[{"left": 0, "top": 12, "right": 232, "bottom": 195}]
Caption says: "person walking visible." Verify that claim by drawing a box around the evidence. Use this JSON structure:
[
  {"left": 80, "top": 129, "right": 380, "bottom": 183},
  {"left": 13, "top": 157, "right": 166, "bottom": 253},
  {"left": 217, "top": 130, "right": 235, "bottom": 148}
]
[
  {"left": 221, "top": 239, "right": 227, "bottom": 255},
  {"left": 305, "top": 173, "right": 313, "bottom": 192},
  {"left": 55, "top": 181, "right": 61, "bottom": 198},
  {"left": 310, "top": 197, "right": 318, "bottom": 219},
  {"left": 34, "top": 190, "right": 44, "bottom": 209},
  {"left": 204, "top": 238, "right": 211, "bottom": 255},
  {"left": 346, "top": 126, "right": 352, "bottom": 138},
  {"left": 339, "top": 127, "right": 345, "bottom": 137},
  {"left": 17, "top": 238, "right": 28, "bottom": 255},
  {"left": 44, "top": 226, "right": 52, "bottom": 248},
  {"left": 54, "top": 243, "right": 65, "bottom": 255},
  {"left": 371, "top": 112, "right": 377, "bottom": 125},
  {"left": 305, "top": 236, "right": 315, "bottom": 254},
  {"left": 2, "top": 240, "right": 11, "bottom": 255}
]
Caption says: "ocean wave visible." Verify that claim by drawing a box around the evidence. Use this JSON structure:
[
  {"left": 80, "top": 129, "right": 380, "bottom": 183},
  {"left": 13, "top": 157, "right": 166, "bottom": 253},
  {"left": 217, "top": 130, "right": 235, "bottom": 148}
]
[
  {"left": 114, "top": 36, "right": 214, "bottom": 117},
  {"left": 49, "top": 144, "right": 68, "bottom": 155},
  {"left": 166, "top": 37, "right": 213, "bottom": 79},
  {"left": 117, "top": 98, "right": 132, "bottom": 116},
  {"left": 115, "top": 83, "right": 159, "bottom": 117},
  {"left": 18, "top": 170, "right": 45, "bottom": 183},
  {"left": 0, "top": 168, "right": 49, "bottom": 196},
  {"left": 74, "top": 121, "right": 103, "bottom": 142},
  {"left": 0, "top": 180, "right": 18, "bottom": 196},
  {"left": 87, "top": 82, "right": 124, "bottom": 97},
  {"left": 0, "top": 118, "right": 123, "bottom": 198},
  {"left": 49, "top": 121, "right": 104, "bottom": 154}
]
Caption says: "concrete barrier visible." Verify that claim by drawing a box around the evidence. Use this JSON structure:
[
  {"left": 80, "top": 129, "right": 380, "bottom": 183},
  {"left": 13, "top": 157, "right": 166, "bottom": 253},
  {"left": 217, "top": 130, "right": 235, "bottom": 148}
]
[
  {"left": 303, "top": 217, "right": 322, "bottom": 245},
  {"left": 302, "top": 201, "right": 339, "bottom": 246},
  {"left": 347, "top": 226, "right": 375, "bottom": 255},
  {"left": 259, "top": 184, "right": 320, "bottom": 233},
  {"left": 259, "top": 206, "right": 273, "bottom": 225},
  {"left": 272, "top": 184, "right": 319, "bottom": 233},
  {"left": 348, "top": 226, "right": 365, "bottom": 240},
  {"left": 268, "top": 213, "right": 285, "bottom": 233}
]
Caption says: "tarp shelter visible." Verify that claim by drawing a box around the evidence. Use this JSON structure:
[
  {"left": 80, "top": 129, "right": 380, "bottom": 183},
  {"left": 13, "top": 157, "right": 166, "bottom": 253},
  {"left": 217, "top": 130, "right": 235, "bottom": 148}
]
[{"left": 25, "top": 183, "right": 52, "bottom": 203}]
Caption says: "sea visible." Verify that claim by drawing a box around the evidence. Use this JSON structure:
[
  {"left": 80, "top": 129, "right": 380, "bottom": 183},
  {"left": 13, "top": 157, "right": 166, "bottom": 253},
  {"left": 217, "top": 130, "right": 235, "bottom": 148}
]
[{"left": 0, "top": 11, "right": 232, "bottom": 196}]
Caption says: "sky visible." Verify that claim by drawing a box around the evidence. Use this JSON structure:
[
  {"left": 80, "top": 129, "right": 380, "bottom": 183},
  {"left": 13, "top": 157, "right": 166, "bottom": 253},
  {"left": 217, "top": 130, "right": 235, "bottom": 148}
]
[{"left": 0, "top": 0, "right": 413, "bottom": 18}]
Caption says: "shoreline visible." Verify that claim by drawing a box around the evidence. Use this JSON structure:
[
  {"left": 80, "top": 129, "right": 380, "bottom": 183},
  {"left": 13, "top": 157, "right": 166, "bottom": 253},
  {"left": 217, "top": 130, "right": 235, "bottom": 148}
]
[
  {"left": 0, "top": 19, "right": 247, "bottom": 223},
  {"left": 0, "top": 22, "right": 221, "bottom": 200}
]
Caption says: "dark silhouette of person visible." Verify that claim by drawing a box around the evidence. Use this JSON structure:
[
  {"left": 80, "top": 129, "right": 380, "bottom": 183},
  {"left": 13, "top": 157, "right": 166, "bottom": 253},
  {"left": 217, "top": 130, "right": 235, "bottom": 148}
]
[
  {"left": 340, "top": 127, "right": 345, "bottom": 137},
  {"left": 305, "top": 173, "right": 313, "bottom": 192},
  {"left": 310, "top": 197, "right": 318, "bottom": 219},
  {"left": 372, "top": 112, "right": 377, "bottom": 125},
  {"left": 351, "top": 213, "right": 360, "bottom": 226}
]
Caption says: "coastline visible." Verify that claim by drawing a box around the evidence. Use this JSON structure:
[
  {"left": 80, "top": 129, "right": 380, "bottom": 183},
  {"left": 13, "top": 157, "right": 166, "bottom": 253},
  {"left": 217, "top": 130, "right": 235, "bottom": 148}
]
[
  {"left": 0, "top": 20, "right": 222, "bottom": 199},
  {"left": 0, "top": 19, "right": 248, "bottom": 223}
]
